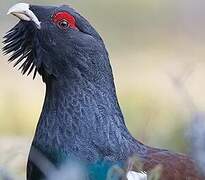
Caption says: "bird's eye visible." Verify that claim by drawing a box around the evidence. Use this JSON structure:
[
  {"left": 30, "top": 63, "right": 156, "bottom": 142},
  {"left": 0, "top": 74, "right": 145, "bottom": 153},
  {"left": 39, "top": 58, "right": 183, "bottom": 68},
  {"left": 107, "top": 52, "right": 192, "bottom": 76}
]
[
  {"left": 52, "top": 11, "right": 78, "bottom": 30},
  {"left": 58, "top": 20, "right": 69, "bottom": 29}
]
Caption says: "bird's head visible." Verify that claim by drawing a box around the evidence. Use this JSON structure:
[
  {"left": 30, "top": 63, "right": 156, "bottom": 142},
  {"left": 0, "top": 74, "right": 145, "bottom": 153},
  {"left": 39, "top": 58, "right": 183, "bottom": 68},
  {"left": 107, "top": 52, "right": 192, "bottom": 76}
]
[{"left": 3, "top": 3, "right": 110, "bottom": 82}]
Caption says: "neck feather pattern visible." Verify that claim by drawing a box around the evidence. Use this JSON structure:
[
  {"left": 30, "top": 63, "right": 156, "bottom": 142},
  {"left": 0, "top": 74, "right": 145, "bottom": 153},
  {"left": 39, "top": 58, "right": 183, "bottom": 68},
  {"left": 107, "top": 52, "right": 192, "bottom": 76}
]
[{"left": 33, "top": 70, "right": 147, "bottom": 164}]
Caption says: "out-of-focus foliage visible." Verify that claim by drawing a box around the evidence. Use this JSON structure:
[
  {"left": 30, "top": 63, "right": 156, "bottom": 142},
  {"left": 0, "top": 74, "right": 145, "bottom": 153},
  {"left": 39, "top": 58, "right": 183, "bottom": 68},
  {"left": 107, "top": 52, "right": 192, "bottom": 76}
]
[{"left": 189, "top": 113, "right": 205, "bottom": 176}]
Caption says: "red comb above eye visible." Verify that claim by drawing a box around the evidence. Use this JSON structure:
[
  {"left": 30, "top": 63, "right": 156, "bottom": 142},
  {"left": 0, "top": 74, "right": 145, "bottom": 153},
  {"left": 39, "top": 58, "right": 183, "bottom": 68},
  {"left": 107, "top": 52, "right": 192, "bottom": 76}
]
[{"left": 52, "top": 11, "right": 78, "bottom": 29}]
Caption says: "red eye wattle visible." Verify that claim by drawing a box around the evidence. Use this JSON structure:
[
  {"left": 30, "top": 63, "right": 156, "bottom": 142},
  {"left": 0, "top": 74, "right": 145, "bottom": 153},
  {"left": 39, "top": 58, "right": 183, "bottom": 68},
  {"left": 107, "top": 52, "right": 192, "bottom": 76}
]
[{"left": 52, "top": 12, "right": 78, "bottom": 30}]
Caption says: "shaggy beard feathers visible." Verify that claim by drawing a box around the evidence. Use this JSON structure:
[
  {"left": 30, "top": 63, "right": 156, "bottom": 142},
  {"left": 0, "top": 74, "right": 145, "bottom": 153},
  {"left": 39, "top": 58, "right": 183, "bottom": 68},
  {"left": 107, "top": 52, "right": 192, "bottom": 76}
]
[{"left": 3, "top": 21, "right": 39, "bottom": 79}]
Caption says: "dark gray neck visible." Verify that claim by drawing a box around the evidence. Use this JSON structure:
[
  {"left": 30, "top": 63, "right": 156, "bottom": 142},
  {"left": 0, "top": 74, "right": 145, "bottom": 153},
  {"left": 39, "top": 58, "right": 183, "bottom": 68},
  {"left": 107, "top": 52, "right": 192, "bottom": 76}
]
[{"left": 33, "top": 71, "right": 147, "bottom": 163}]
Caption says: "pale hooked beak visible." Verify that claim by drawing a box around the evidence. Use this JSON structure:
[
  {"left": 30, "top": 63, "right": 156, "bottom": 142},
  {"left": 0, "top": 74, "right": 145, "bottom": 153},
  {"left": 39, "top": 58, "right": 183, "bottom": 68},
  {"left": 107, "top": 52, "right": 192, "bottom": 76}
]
[{"left": 7, "top": 3, "right": 41, "bottom": 29}]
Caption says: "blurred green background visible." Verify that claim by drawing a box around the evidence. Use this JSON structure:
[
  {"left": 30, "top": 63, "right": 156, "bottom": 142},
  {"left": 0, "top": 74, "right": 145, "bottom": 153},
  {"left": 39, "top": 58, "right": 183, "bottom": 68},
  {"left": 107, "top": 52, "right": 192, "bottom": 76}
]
[{"left": 1, "top": 0, "right": 205, "bottom": 178}]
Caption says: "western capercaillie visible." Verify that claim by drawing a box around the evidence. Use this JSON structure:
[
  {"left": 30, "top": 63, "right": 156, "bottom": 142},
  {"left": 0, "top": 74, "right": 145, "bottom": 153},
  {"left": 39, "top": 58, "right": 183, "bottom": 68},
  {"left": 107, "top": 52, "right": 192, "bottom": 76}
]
[{"left": 3, "top": 3, "right": 204, "bottom": 180}]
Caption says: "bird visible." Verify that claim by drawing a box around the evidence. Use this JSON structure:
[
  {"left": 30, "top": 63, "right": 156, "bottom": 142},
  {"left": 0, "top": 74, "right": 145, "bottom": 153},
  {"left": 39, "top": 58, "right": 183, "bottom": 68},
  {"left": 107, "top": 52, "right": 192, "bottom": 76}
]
[{"left": 3, "top": 3, "right": 204, "bottom": 180}]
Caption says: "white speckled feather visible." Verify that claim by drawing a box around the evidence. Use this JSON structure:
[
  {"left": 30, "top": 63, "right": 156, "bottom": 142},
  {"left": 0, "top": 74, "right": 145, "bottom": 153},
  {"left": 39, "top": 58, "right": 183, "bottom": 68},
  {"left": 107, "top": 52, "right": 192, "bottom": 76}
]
[{"left": 127, "top": 171, "right": 147, "bottom": 180}]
